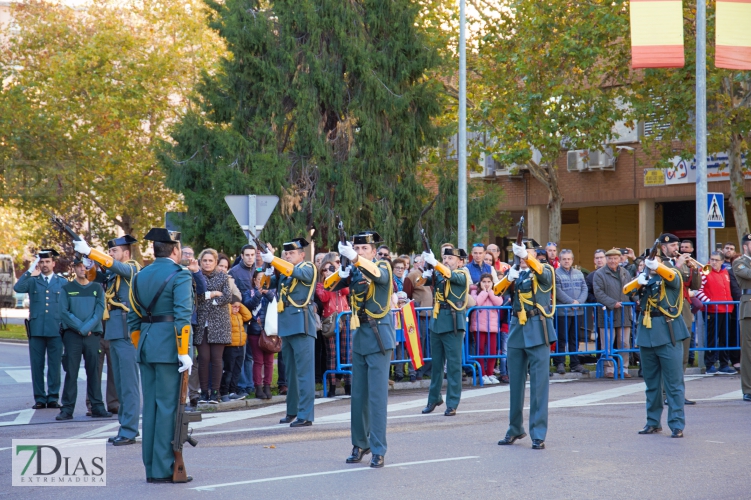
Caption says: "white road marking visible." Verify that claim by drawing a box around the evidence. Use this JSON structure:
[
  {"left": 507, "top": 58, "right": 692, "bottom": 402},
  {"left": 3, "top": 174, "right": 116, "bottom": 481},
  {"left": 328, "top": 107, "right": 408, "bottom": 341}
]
[
  {"left": 549, "top": 375, "right": 705, "bottom": 408},
  {"left": 4, "top": 368, "right": 106, "bottom": 384},
  {"left": 188, "top": 397, "right": 338, "bottom": 431},
  {"left": 0, "top": 409, "right": 35, "bottom": 426},
  {"left": 709, "top": 390, "right": 743, "bottom": 400},
  {"left": 191, "top": 456, "right": 480, "bottom": 491},
  {"left": 0, "top": 342, "right": 26, "bottom": 347}
]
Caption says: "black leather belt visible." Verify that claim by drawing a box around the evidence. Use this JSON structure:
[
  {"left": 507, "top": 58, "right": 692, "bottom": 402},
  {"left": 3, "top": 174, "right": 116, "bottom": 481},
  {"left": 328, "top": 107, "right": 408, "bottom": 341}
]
[
  {"left": 515, "top": 309, "right": 539, "bottom": 317},
  {"left": 649, "top": 310, "right": 664, "bottom": 318},
  {"left": 141, "top": 315, "right": 174, "bottom": 323},
  {"left": 742, "top": 289, "right": 751, "bottom": 295}
]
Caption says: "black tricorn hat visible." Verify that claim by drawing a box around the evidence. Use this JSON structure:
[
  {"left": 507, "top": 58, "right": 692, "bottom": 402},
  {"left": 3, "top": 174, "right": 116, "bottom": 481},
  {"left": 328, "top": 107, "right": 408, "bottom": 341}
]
[
  {"left": 352, "top": 231, "right": 382, "bottom": 245},
  {"left": 283, "top": 238, "right": 309, "bottom": 251},
  {"left": 37, "top": 248, "right": 60, "bottom": 259},
  {"left": 522, "top": 238, "right": 541, "bottom": 250},
  {"left": 443, "top": 247, "right": 468, "bottom": 259},
  {"left": 71, "top": 253, "right": 86, "bottom": 265},
  {"left": 144, "top": 228, "right": 181, "bottom": 243},
  {"left": 107, "top": 235, "right": 138, "bottom": 248}
]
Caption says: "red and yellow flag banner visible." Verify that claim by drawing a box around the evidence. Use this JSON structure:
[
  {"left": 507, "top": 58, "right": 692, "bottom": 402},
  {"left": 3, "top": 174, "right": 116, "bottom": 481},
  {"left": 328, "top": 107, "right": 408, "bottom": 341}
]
[
  {"left": 716, "top": 0, "right": 751, "bottom": 69},
  {"left": 401, "top": 301, "right": 424, "bottom": 370},
  {"left": 630, "top": 0, "right": 685, "bottom": 68}
]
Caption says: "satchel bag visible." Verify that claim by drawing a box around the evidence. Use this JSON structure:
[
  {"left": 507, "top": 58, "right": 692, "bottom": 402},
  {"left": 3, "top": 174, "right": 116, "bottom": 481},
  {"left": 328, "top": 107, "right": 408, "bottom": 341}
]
[
  {"left": 265, "top": 296, "right": 279, "bottom": 336},
  {"left": 321, "top": 314, "right": 337, "bottom": 338},
  {"left": 259, "top": 325, "right": 282, "bottom": 353}
]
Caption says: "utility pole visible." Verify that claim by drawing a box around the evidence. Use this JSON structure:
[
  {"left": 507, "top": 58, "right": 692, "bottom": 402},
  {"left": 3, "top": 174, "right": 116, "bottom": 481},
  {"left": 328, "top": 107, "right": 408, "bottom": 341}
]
[
  {"left": 458, "top": 0, "right": 467, "bottom": 250},
  {"left": 695, "top": 0, "right": 707, "bottom": 367}
]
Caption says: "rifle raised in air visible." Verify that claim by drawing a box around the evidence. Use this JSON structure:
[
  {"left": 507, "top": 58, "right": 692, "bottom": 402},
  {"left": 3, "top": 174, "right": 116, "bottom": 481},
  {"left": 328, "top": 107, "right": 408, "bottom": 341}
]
[
  {"left": 43, "top": 209, "right": 82, "bottom": 242},
  {"left": 512, "top": 216, "right": 525, "bottom": 271},
  {"left": 248, "top": 229, "right": 272, "bottom": 289},
  {"left": 323, "top": 215, "right": 349, "bottom": 290},
  {"left": 172, "top": 370, "right": 201, "bottom": 483}
]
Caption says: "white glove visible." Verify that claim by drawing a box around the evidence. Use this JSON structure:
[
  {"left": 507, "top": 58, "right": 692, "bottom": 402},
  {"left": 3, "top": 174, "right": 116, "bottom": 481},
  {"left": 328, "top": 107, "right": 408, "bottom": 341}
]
[
  {"left": 28, "top": 256, "right": 40, "bottom": 274},
  {"left": 83, "top": 257, "right": 94, "bottom": 270},
  {"left": 422, "top": 269, "right": 432, "bottom": 279},
  {"left": 644, "top": 258, "right": 658, "bottom": 270},
  {"left": 177, "top": 354, "right": 193, "bottom": 374},
  {"left": 260, "top": 249, "right": 275, "bottom": 264},
  {"left": 338, "top": 241, "right": 357, "bottom": 261},
  {"left": 512, "top": 243, "right": 528, "bottom": 259},
  {"left": 338, "top": 265, "right": 351, "bottom": 279},
  {"left": 422, "top": 251, "right": 438, "bottom": 266},
  {"left": 637, "top": 272, "right": 649, "bottom": 286},
  {"left": 73, "top": 239, "right": 92, "bottom": 256},
  {"left": 264, "top": 267, "right": 275, "bottom": 276},
  {"left": 507, "top": 266, "right": 520, "bottom": 282}
]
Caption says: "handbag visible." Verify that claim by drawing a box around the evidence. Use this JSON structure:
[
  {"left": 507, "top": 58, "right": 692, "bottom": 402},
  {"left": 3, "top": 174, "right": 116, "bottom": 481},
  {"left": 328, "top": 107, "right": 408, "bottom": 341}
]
[
  {"left": 259, "top": 325, "right": 282, "bottom": 353},
  {"left": 321, "top": 314, "right": 337, "bottom": 338},
  {"left": 265, "top": 296, "right": 279, "bottom": 336}
]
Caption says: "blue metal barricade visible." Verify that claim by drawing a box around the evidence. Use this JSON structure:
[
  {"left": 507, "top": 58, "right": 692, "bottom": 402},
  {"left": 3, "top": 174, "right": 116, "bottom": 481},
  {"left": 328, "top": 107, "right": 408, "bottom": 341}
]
[
  {"left": 693, "top": 301, "right": 741, "bottom": 372},
  {"left": 323, "top": 307, "right": 435, "bottom": 394},
  {"left": 609, "top": 302, "right": 639, "bottom": 380}
]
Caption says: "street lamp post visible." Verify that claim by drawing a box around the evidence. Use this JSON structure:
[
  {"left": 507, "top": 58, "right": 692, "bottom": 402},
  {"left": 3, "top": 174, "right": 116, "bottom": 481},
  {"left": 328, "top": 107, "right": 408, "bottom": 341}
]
[{"left": 458, "top": 0, "right": 467, "bottom": 251}]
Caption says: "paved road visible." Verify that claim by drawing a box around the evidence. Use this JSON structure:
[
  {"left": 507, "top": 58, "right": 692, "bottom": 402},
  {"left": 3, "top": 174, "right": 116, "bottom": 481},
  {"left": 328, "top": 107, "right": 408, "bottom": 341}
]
[{"left": 0, "top": 341, "right": 748, "bottom": 499}]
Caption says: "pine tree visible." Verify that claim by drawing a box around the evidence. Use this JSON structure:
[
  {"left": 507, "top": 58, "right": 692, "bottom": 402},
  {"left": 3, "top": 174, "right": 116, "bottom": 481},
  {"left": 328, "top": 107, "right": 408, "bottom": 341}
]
[{"left": 159, "top": 0, "right": 444, "bottom": 254}]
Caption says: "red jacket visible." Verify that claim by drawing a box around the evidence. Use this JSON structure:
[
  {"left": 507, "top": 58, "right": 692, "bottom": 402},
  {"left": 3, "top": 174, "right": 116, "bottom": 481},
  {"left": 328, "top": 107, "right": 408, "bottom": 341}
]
[
  {"left": 696, "top": 268, "right": 734, "bottom": 313},
  {"left": 315, "top": 283, "right": 350, "bottom": 319}
]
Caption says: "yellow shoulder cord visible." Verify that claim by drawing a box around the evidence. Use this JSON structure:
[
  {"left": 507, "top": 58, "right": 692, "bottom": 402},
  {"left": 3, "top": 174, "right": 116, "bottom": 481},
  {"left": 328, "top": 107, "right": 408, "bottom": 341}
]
[
  {"left": 278, "top": 262, "right": 318, "bottom": 313},
  {"left": 658, "top": 271, "right": 683, "bottom": 319},
  {"left": 127, "top": 261, "right": 144, "bottom": 319},
  {"left": 365, "top": 260, "right": 393, "bottom": 320},
  {"left": 531, "top": 264, "right": 556, "bottom": 318},
  {"left": 433, "top": 268, "right": 470, "bottom": 318}
]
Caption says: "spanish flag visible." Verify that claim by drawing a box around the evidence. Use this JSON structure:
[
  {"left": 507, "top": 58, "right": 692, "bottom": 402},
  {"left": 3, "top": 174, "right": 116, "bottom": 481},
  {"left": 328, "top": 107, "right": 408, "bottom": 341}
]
[
  {"left": 630, "top": 0, "right": 685, "bottom": 68},
  {"left": 716, "top": 0, "right": 751, "bottom": 69},
  {"left": 401, "top": 301, "right": 424, "bottom": 370}
]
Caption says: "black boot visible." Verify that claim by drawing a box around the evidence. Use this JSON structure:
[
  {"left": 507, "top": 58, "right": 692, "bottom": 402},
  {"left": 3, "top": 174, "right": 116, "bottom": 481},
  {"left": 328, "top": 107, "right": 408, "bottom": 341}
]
[
  {"left": 327, "top": 385, "right": 337, "bottom": 398},
  {"left": 344, "top": 384, "right": 351, "bottom": 396},
  {"left": 256, "top": 387, "right": 268, "bottom": 400},
  {"left": 264, "top": 385, "right": 272, "bottom": 399}
]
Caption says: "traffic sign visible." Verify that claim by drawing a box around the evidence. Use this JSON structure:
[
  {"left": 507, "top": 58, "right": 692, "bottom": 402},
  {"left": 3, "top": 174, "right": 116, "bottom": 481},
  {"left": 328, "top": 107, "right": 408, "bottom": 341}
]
[
  {"left": 225, "top": 195, "right": 279, "bottom": 242},
  {"left": 707, "top": 192, "right": 725, "bottom": 228}
]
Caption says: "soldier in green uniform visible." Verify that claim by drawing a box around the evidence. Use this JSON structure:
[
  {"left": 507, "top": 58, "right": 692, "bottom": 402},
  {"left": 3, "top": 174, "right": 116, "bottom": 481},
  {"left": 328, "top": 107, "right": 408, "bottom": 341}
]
[
  {"left": 13, "top": 249, "right": 64, "bottom": 409},
  {"left": 632, "top": 233, "right": 689, "bottom": 438},
  {"left": 335, "top": 231, "right": 395, "bottom": 469},
  {"left": 75, "top": 235, "right": 143, "bottom": 445},
  {"left": 731, "top": 233, "right": 751, "bottom": 402},
  {"left": 260, "top": 238, "right": 318, "bottom": 427},
  {"left": 495, "top": 241, "right": 556, "bottom": 450},
  {"left": 128, "top": 228, "right": 195, "bottom": 483},
  {"left": 420, "top": 246, "right": 470, "bottom": 417}
]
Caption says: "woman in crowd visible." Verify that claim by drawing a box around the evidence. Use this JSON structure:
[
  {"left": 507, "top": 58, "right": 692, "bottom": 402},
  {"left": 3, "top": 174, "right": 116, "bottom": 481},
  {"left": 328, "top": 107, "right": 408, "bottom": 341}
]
[
  {"left": 217, "top": 253, "right": 242, "bottom": 302},
  {"left": 469, "top": 273, "right": 505, "bottom": 385},
  {"left": 392, "top": 258, "right": 408, "bottom": 292},
  {"left": 483, "top": 252, "right": 500, "bottom": 284},
  {"left": 316, "top": 259, "right": 351, "bottom": 397},
  {"left": 195, "top": 248, "right": 233, "bottom": 404},
  {"left": 247, "top": 269, "right": 276, "bottom": 399}
]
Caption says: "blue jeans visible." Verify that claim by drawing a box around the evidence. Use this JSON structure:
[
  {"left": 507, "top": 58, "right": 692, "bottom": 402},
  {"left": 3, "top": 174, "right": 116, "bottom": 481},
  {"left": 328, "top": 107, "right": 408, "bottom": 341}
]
[
  {"left": 237, "top": 332, "right": 255, "bottom": 393},
  {"left": 499, "top": 331, "right": 509, "bottom": 376}
]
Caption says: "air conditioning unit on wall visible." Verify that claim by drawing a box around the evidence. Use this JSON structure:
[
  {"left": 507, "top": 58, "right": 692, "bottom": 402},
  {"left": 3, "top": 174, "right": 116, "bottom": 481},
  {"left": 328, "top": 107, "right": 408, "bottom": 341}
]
[
  {"left": 588, "top": 146, "right": 615, "bottom": 170},
  {"left": 567, "top": 150, "right": 588, "bottom": 172}
]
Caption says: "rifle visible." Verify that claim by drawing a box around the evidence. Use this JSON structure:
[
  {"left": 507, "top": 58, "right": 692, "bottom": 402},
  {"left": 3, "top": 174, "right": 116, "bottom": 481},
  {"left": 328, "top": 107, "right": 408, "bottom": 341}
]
[
  {"left": 622, "top": 238, "right": 678, "bottom": 295},
  {"left": 43, "top": 209, "right": 82, "bottom": 241},
  {"left": 512, "top": 216, "right": 525, "bottom": 271},
  {"left": 417, "top": 196, "right": 437, "bottom": 289},
  {"left": 248, "top": 228, "right": 271, "bottom": 289},
  {"left": 172, "top": 370, "right": 201, "bottom": 483},
  {"left": 323, "top": 215, "right": 349, "bottom": 290}
]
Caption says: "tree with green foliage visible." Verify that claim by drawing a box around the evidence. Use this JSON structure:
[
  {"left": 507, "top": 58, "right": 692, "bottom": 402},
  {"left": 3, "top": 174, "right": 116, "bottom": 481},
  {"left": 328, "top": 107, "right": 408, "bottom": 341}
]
[
  {"left": 159, "top": 0, "right": 446, "bottom": 254},
  {"left": 630, "top": 1, "right": 751, "bottom": 244},
  {"left": 469, "top": 0, "right": 633, "bottom": 242},
  {"left": 0, "top": 0, "right": 220, "bottom": 259}
]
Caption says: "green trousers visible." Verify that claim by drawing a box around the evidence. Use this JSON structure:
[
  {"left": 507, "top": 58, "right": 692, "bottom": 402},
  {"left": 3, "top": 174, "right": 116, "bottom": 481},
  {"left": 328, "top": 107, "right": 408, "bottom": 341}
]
[
  {"left": 139, "top": 361, "right": 179, "bottom": 479},
  {"left": 507, "top": 343, "right": 550, "bottom": 441},
  {"left": 29, "top": 336, "right": 62, "bottom": 405},
  {"left": 282, "top": 333, "right": 315, "bottom": 421},
  {"left": 110, "top": 338, "right": 141, "bottom": 439},
  {"left": 427, "top": 331, "right": 464, "bottom": 409},
  {"left": 350, "top": 348, "right": 392, "bottom": 456},
  {"left": 60, "top": 330, "right": 105, "bottom": 416},
  {"left": 640, "top": 342, "right": 685, "bottom": 431},
  {"left": 741, "top": 319, "right": 751, "bottom": 396}
]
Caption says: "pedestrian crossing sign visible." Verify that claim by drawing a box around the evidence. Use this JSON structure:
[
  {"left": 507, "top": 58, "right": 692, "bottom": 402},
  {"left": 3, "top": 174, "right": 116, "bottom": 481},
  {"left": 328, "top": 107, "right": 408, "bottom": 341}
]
[{"left": 707, "top": 193, "right": 725, "bottom": 228}]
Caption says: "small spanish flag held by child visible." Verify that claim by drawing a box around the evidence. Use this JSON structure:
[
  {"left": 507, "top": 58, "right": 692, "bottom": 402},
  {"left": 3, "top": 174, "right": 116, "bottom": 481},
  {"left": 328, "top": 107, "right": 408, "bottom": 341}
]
[{"left": 401, "top": 301, "right": 424, "bottom": 370}]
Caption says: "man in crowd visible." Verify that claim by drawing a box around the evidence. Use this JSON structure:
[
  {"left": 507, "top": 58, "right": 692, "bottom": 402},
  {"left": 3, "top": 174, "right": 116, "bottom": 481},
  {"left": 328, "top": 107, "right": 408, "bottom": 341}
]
[
  {"left": 261, "top": 238, "right": 317, "bottom": 427},
  {"left": 336, "top": 232, "right": 395, "bottom": 469},
  {"left": 230, "top": 244, "right": 257, "bottom": 399},
  {"left": 421, "top": 246, "right": 470, "bottom": 417},
  {"left": 14, "top": 249, "right": 64, "bottom": 409},
  {"left": 486, "top": 244, "right": 502, "bottom": 271},
  {"left": 553, "top": 249, "right": 589, "bottom": 375},
  {"left": 546, "top": 242, "right": 559, "bottom": 269},
  {"left": 731, "top": 234, "right": 751, "bottom": 402},
  {"left": 680, "top": 240, "right": 695, "bottom": 258},
  {"left": 180, "top": 245, "right": 207, "bottom": 408},
  {"left": 697, "top": 251, "right": 736, "bottom": 375},
  {"left": 593, "top": 248, "right": 634, "bottom": 378},
  {"left": 723, "top": 242, "right": 736, "bottom": 269},
  {"left": 57, "top": 256, "right": 110, "bottom": 420},
  {"left": 620, "top": 248, "right": 637, "bottom": 278},
  {"left": 495, "top": 241, "right": 556, "bottom": 450},
  {"left": 128, "top": 228, "right": 195, "bottom": 483},
  {"left": 75, "top": 235, "right": 143, "bottom": 444},
  {"left": 466, "top": 243, "right": 491, "bottom": 284},
  {"left": 633, "top": 243, "right": 689, "bottom": 438}
]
